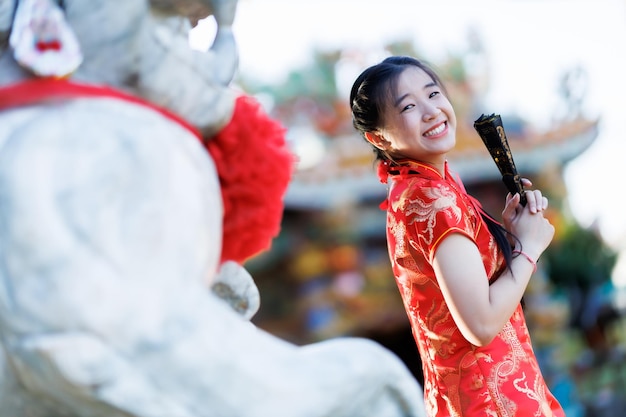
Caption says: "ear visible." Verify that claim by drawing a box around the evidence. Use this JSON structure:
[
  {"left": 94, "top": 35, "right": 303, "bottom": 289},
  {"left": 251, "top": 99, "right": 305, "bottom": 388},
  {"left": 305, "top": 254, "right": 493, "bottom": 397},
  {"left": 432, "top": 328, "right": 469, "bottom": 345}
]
[{"left": 364, "top": 131, "right": 387, "bottom": 150}]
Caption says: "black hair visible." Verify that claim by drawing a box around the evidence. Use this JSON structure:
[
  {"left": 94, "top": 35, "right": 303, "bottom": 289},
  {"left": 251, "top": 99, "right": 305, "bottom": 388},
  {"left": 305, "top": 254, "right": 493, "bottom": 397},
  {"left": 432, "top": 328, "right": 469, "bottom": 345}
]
[{"left": 350, "top": 55, "right": 515, "bottom": 270}]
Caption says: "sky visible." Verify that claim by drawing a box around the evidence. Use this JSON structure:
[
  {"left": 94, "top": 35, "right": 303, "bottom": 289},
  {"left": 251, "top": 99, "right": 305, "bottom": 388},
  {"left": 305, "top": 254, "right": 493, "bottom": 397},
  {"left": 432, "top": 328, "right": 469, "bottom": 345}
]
[{"left": 190, "top": 0, "right": 626, "bottom": 280}]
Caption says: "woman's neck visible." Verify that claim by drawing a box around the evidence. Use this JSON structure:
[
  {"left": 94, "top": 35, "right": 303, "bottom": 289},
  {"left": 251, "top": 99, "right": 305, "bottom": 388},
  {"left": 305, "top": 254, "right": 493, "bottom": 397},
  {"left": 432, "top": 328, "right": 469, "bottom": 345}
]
[{"left": 395, "top": 158, "right": 446, "bottom": 178}]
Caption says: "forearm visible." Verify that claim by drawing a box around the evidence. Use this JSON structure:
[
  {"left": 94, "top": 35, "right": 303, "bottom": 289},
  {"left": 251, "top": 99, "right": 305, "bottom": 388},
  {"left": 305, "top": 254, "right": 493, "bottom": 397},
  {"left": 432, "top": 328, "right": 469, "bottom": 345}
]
[
  {"left": 484, "top": 252, "right": 537, "bottom": 333},
  {"left": 434, "top": 234, "right": 540, "bottom": 346}
]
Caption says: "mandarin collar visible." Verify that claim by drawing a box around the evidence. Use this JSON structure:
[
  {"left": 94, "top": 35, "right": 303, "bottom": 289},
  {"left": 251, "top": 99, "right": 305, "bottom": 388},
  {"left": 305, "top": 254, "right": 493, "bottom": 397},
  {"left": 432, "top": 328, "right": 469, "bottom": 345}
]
[{"left": 383, "top": 159, "right": 450, "bottom": 181}]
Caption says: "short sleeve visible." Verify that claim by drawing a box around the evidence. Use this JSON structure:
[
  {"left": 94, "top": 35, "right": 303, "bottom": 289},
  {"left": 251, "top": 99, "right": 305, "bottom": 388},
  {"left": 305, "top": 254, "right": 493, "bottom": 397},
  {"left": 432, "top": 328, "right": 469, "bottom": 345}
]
[{"left": 398, "top": 178, "right": 476, "bottom": 264}]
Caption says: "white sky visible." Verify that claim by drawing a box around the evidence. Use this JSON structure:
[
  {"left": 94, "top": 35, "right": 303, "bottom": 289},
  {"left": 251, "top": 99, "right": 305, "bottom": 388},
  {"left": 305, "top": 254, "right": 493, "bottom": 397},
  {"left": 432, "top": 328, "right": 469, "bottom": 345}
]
[{"left": 191, "top": 0, "right": 626, "bottom": 266}]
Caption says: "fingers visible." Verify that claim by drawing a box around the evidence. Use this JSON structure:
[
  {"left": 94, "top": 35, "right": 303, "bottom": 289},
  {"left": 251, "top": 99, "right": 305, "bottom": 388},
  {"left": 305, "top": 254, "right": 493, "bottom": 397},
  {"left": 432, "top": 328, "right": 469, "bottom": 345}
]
[
  {"left": 524, "top": 189, "right": 549, "bottom": 214},
  {"left": 520, "top": 178, "right": 549, "bottom": 213},
  {"left": 502, "top": 192, "right": 520, "bottom": 221}
]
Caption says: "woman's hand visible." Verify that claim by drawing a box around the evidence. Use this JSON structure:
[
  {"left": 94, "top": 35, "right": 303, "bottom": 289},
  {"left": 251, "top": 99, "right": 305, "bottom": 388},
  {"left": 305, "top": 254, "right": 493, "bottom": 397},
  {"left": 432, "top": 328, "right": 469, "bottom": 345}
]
[
  {"left": 502, "top": 178, "right": 554, "bottom": 259},
  {"left": 502, "top": 178, "right": 547, "bottom": 228}
]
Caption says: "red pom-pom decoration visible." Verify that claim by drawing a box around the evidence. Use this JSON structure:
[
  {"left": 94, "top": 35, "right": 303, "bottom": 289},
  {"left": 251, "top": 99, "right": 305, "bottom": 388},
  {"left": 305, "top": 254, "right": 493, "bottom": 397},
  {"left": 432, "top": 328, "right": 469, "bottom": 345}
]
[
  {"left": 206, "top": 95, "right": 296, "bottom": 264},
  {"left": 0, "top": 81, "right": 294, "bottom": 265}
]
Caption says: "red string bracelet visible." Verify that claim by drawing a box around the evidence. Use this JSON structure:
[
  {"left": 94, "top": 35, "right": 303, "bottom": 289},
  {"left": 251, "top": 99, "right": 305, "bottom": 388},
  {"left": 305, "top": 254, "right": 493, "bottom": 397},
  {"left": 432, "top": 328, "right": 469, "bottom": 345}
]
[{"left": 512, "top": 250, "right": 537, "bottom": 273}]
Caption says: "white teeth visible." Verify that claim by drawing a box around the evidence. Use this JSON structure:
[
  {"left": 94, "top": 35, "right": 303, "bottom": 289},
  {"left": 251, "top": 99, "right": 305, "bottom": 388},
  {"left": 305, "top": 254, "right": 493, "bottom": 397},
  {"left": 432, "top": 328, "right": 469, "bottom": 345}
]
[{"left": 425, "top": 123, "right": 445, "bottom": 137}]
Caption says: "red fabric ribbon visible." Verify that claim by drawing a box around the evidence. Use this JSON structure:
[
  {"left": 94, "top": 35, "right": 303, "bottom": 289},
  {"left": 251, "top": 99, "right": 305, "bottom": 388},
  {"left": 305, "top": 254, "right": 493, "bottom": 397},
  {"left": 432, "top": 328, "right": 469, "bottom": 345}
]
[
  {"left": 0, "top": 78, "right": 295, "bottom": 264},
  {"left": 0, "top": 78, "right": 202, "bottom": 137}
]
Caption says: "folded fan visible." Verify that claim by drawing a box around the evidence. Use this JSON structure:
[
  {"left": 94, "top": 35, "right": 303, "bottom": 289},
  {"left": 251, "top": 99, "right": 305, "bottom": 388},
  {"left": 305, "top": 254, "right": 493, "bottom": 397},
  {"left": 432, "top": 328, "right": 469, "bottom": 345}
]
[{"left": 473, "top": 113, "right": 527, "bottom": 206}]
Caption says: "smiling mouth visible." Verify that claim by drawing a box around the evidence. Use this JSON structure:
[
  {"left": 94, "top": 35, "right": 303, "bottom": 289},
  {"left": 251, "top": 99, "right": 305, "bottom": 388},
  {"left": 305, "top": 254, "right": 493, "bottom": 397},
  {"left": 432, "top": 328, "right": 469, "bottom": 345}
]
[{"left": 424, "top": 122, "right": 446, "bottom": 137}]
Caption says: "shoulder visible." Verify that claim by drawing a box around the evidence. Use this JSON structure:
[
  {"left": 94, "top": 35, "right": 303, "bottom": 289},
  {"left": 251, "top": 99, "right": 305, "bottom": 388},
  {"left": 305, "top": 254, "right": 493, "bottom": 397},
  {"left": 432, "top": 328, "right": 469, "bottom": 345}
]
[
  {"left": 388, "top": 176, "right": 467, "bottom": 215},
  {"left": 390, "top": 177, "right": 476, "bottom": 241}
]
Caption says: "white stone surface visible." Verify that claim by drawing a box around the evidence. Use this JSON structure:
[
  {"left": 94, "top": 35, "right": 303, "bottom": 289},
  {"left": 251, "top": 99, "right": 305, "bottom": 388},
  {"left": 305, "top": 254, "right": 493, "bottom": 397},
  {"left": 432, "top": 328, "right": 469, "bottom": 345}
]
[{"left": 0, "top": 1, "right": 427, "bottom": 416}]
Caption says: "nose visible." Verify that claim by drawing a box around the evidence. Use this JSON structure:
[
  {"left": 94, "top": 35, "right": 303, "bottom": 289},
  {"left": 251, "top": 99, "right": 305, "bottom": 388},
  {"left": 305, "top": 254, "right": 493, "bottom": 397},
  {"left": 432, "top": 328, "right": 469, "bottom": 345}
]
[{"left": 421, "top": 102, "right": 440, "bottom": 122}]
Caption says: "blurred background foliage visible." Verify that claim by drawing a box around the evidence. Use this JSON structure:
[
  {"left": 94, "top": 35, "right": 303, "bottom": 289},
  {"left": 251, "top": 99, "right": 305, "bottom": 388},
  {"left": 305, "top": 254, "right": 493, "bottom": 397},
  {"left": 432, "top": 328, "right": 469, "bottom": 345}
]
[{"left": 546, "top": 222, "right": 618, "bottom": 291}]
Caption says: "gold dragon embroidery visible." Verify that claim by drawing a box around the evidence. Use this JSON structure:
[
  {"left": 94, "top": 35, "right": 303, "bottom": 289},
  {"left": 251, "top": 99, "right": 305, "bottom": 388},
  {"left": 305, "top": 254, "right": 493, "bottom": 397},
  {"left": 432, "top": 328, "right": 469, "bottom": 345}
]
[
  {"left": 487, "top": 322, "right": 531, "bottom": 416},
  {"left": 399, "top": 183, "right": 462, "bottom": 245}
]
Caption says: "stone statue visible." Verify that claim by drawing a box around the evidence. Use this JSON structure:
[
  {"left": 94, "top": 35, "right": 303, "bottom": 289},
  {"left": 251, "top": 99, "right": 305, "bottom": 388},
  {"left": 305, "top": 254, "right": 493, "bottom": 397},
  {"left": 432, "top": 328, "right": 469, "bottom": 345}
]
[{"left": 0, "top": 1, "right": 427, "bottom": 416}]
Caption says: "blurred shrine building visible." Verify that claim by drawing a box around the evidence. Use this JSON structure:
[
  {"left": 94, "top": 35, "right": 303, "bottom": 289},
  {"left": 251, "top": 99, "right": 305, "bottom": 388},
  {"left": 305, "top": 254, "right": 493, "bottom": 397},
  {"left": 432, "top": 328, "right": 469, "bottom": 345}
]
[{"left": 241, "top": 41, "right": 599, "bottom": 382}]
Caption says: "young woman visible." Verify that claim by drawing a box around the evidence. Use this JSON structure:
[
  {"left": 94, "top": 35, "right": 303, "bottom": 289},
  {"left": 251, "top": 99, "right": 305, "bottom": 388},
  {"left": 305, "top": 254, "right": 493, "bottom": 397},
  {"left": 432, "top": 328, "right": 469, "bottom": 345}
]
[{"left": 350, "top": 56, "right": 564, "bottom": 416}]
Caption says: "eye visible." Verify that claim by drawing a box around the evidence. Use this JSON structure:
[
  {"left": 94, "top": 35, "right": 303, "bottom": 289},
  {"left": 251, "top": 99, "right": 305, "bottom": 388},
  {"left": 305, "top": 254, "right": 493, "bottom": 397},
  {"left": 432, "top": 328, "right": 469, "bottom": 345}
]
[
  {"left": 429, "top": 91, "right": 441, "bottom": 99},
  {"left": 401, "top": 103, "right": 415, "bottom": 112}
]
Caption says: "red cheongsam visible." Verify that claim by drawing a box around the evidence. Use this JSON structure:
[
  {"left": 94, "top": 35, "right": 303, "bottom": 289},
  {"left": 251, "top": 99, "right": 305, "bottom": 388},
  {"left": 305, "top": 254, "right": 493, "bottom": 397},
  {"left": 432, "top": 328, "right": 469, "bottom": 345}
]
[{"left": 381, "top": 159, "right": 565, "bottom": 417}]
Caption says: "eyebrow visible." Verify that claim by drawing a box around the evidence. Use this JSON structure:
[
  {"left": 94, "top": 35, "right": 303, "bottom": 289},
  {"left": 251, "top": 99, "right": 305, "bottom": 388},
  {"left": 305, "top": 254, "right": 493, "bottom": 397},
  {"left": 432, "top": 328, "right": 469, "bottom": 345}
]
[{"left": 393, "top": 81, "right": 438, "bottom": 107}]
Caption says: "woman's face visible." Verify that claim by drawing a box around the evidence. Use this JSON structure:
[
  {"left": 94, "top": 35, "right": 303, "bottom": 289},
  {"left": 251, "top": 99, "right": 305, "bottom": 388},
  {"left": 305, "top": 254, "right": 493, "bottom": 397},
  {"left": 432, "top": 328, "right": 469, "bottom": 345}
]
[{"left": 369, "top": 66, "right": 457, "bottom": 168}]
